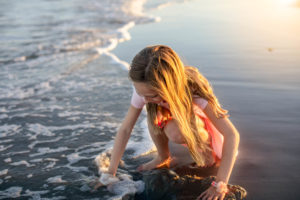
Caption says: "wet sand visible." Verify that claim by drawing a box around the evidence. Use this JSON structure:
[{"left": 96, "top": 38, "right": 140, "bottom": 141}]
[{"left": 113, "top": 1, "right": 300, "bottom": 199}]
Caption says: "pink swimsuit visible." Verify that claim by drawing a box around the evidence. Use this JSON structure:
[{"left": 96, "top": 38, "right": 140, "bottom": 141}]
[{"left": 131, "top": 88, "right": 224, "bottom": 159}]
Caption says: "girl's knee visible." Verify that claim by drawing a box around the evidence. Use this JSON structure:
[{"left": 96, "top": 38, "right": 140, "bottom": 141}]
[{"left": 164, "top": 120, "right": 185, "bottom": 144}]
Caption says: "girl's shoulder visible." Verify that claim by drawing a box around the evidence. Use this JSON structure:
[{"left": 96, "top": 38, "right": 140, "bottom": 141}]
[{"left": 131, "top": 87, "right": 145, "bottom": 109}]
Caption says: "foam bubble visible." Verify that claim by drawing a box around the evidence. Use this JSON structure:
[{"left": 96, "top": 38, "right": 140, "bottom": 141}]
[
  {"left": 4, "top": 158, "right": 12, "bottom": 163},
  {"left": 0, "top": 169, "right": 8, "bottom": 176},
  {"left": 44, "top": 160, "right": 58, "bottom": 169},
  {"left": 106, "top": 52, "right": 130, "bottom": 70},
  {"left": 47, "top": 123, "right": 96, "bottom": 131},
  {"left": 47, "top": 176, "right": 67, "bottom": 184},
  {"left": 27, "top": 123, "right": 55, "bottom": 139},
  {"left": 28, "top": 136, "right": 62, "bottom": 149},
  {"left": 0, "top": 144, "right": 13, "bottom": 152},
  {"left": 29, "top": 147, "right": 69, "bottom": 157},
  {"left": 0, "top": 186, "right": 22, "bottom": 198},
  {"left": 14, "top": 56, "right": 26, "bottom": 62},
  {"left": 0, "top": 139, "right": 13, "bottom": 144},
  {"left": 0, "top": 124, "right": 20, "bottom": 138},
  {"left": 4, "top": 150, "right": 30, "bottom": 156},
  {"left": 0, "top": 114, "right": 8, "bottom": 119},
  {"left": 10, "top": 160, "right": 35, "bottom": 167},
  {"left": 67, "top": 153, "right": 85, "bottom": 165},
  {"left": 24, "top": 189, "right": 50, "bottom": 198},
  {"left": 107, "top": 179, "right": 145, "bottom": 196},
  {"left": 53, "top": 185, "right": 66, "bottom": 191}
]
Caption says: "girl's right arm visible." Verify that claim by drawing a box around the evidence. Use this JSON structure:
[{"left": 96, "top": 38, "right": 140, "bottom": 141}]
[{"left": 107, "top": 105, "right": 143, "bottom": 175}]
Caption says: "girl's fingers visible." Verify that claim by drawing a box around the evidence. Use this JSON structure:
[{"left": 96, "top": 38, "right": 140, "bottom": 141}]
[
  {"left": 220, "top": 192, "right": 226, "bottom": 200},
  {"left": 198, "top": 190, "right": 207, "bottom": 199},
  {"left": 92, "top": 181, "right": 104, "bottom": 191},
  {"left": 202, "top": 192, "right": 210, "bottom": 200}
]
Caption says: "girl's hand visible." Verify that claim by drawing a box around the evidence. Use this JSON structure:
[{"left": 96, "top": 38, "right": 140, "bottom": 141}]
[
  {"left": 91, "top": 180, "right": 105, "bottom": 191},
  {"left": 91, "top": 173, "right": 119, "bottom": 191},
  {"left": 197, "top": 186, "right": 226, "bottom": 200}
]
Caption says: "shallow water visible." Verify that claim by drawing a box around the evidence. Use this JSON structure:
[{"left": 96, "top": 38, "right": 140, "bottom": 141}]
[{"left": 0, "top": 0, "right": 160, "bottom": 199}]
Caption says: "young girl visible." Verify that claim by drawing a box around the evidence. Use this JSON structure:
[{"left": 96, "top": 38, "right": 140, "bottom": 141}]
[{"left": 98, "top": 45, "right": 240, "bottom": 200}]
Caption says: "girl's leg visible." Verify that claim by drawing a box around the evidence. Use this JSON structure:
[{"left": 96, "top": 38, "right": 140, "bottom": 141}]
[
  {"left": 138, "top": 122, "right": 170, "bottom": 171},
  {"left": 164, "top": 119, "right": 185, "bottom": 144}
]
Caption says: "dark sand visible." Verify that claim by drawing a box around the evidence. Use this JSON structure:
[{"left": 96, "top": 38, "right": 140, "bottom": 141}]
[{"left": 113, "top": 1, "right": 300, "bottom": 199}]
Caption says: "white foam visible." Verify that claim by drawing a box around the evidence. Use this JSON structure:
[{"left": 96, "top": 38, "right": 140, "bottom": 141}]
[
  {"left": 0, "top": 79, "right": 53, "bottom": 99},
  {"left": 117, "top": 22, "right": 135, "bottom": 43},
  {"left": 10, "top": 160, "right": 35, "bottom": 167},
  {"left": 29, "top": 147, "right": 69, "bottom": 157},
  {"left": 47, "top": 123, "right": 95, "bottom": 131},
  {"left": 65, "top": 165, "right": 89, "bottom": 172},
  {"left": 45, "top": 161, "right": 57, "bottom": 169},
  {"left": 28, "top": 136, "right": 62, "bottom": 149},
  {"left": 53, "top": 185, "right": 66, "bottom": 191},
  {"left": 107, "top": 179, "right": 145, "bottom": 198},
  {"left": 58, "top": 111, "right": 86, "bottom": 117},
  {"left": 4, "top": 158, "right": 12, "bottom": 163},
  {"left": 0, "top": 139, "right": 12, "bottom": 144},
  {"left": 0, "top": 114, "right": 8, "bottom": 119},
  {"left": 0, "top": 107, "right": 7, "bottom": 113},
  {"left": 14, "top": 56, "right": 26, "bottom": 62},
  {"left": 96, "top": 38, "right": 119, "bottom": 55},
  {"left": 30, "top": 158, "right": 43, "bottom": 163},
  {"left": 0, "top": 186, "right": 22, "bottom": 198},
  {"left": 47, "top": 176, "right": 67, "bottom": 184},
  {"left": 106, "top": 52, "right": 130, "bottom": 70},
  {"left": 0, "top": 144, "right": 13, "bottom": 152},
  {"left": 0, "top": 124, "right": 20, "bottom": 138},
  {"left": 100, "top": 121, "right": 120, "bottom": 129},
  {"left": 67, "top": 153, "right": 85, "bottom": 165},
  {"left": 48, "top": 105, "right": 64, "bottom": 112},
  {"left": 27, "top": 174, "right": 33, "bottom": 178},
  {"left": 0, "top": 169, "right": 8, "bottom": 176},
  {"left": 4, "top": 150, "right": 30, "bottom": 156},
  {"left": 27, "top": 123, "right": 55, "bottom": 140},
  {"left": 23, "top": 189, "right": 49, "bottom": 199}
]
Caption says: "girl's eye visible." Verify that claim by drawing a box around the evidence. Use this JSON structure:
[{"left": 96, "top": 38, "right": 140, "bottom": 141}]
[{"left": 151, "top": 95, "right": 158, "bottom": 98}]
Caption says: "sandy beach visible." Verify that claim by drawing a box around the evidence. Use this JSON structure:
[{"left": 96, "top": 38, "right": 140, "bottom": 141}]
[{"left": 113, "top": 0, "right": 300, "bottom": 199}]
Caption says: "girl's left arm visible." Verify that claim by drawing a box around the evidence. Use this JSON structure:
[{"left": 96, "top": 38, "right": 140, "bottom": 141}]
[
  {"left": 198, "top": 103, "right": 240, "bottom": 200},
  {"left": 204, "top": 103, "right": 240, "bottom": 183}
]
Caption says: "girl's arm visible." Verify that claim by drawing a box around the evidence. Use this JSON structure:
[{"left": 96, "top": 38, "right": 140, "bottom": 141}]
[
  {"left": 203, "top": 103, "right": 240, "bottom": 184},
  {"left": 108, "top": 105, "right": 143, "bottom": 175}
]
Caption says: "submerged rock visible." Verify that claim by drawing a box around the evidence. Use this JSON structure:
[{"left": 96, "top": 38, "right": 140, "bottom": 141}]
[{"left": 135, "top": 168, "right": 247, "bottom": 200}]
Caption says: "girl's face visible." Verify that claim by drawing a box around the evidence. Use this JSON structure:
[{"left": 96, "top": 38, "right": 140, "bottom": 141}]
[{"left": 133, "top": 82, "right": 163, "bottom": 104}]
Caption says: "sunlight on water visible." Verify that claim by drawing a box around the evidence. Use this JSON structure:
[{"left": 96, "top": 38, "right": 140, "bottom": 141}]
[{"left": 276, "top": 0, "right": 300, "bottom": 7}]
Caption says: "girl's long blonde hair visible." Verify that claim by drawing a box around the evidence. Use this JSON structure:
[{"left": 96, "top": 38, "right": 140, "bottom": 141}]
[{"left": 129, "top": 45, "right": 228, "bottom": 166}]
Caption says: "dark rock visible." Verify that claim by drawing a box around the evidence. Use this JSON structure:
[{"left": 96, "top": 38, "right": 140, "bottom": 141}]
[{"left": 135, "top": 167, "right": 247, "bottom": 200}]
